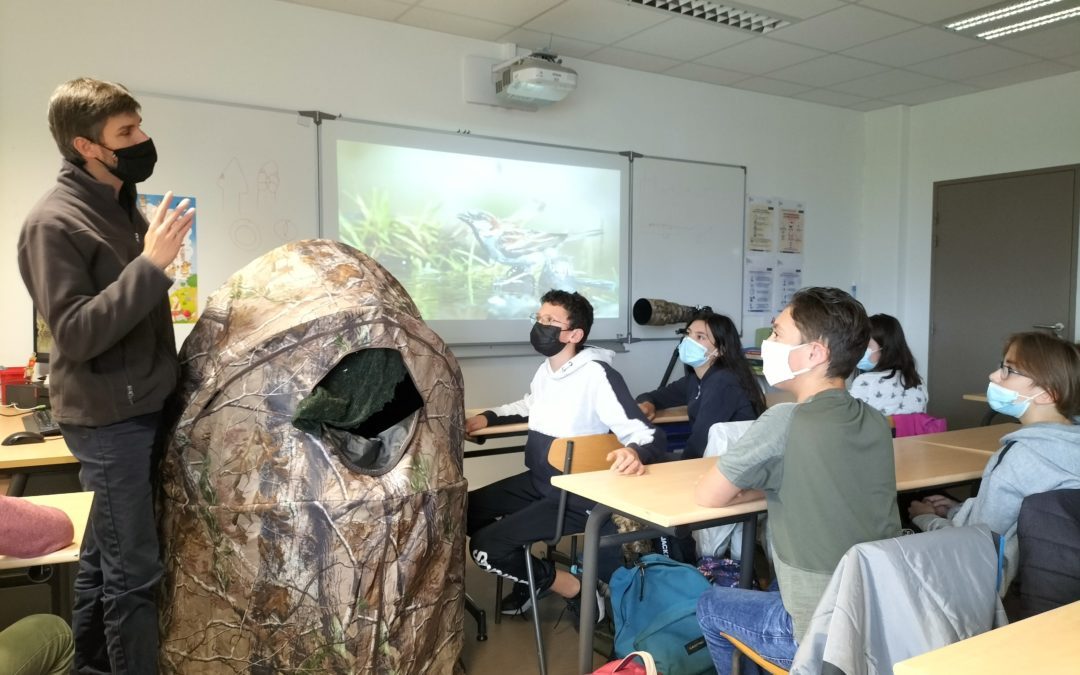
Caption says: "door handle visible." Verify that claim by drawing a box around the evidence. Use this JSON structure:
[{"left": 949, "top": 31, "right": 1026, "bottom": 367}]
[{"left": 1032, "top": 322, "right": 1065, "bottom": 334}]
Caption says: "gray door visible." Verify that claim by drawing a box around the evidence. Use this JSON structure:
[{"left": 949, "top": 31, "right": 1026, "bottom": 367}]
[{"left": 928, "top": 166, "right": 1079, "bottom": 429}]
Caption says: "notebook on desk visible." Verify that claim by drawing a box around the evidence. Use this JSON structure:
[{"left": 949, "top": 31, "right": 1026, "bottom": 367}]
[{"left": 23, "top": 408, "right": 61, "bottom": 437}]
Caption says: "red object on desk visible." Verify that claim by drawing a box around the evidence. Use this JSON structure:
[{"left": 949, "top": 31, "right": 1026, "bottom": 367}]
[{"left": 1, "top": 367, "right": 28, "bottom": 404}]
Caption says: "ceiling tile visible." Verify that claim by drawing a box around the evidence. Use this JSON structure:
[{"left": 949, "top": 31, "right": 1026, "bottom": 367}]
[
  {"left": 522, "top": 0, "right": 667, "bottom": 45},
  {"left": 846, "top": 99, "right": 897, "bottom": 111},
  {"left": 398, "top": 6, "right": 512, "bottom": 40},
  {"left": 857, "top": 0, "right": 1003, "bottom": 24},
  {"left": 729, "top": 0, "right": 847, "bottom": 20},
  {"left": 283, "top": 0, "right": 410, "bottom": 21},
  {"left": 417, "top": 0, "right": 561, "bottom": 26},
  {"left": 767, "top": 4, "right": 919, "bottom": 52},
  {"left": 883, "top": 82, "right": 981, "bottom": 105},
  {"left": 842, "top": 26, "right": 983, "bottom": 67},
  {"left": 964, "top": 60, "right": 1077, "bottom": 88},
  {"left": 769, "top": 53, "right": 889, "bottom": 86},
  {"left": 732, "top": 77, "right": 814, "bottom": 96},
  {"left": 792, "top": 88, "right": 869, "bottom": 106},
  {"left": 665, "top": 62, "right": 751, "bottom": 86},
  {"left": 586, "top": 46, "right": 682, "bottom": 73},
  {"left": 615, "top": 17, "right": 751, "bottom": 61},
  {"left": 996, "top": 21, "right": 1080, "bottom": 60},
  {"left": 906, "top": 45, "right": 1042, "bottom": 79},
  {"left": 831, "top": 68, "right": 948, "bottom": 97},
  {"left": 498, "top": 28, "right": 604, "bottom": 59},
  {"left": 695, "top": 37, "right": 827, "bottom": 74}
]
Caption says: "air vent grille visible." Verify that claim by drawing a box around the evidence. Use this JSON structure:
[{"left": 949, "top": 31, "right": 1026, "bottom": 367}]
[{"left": 626, "top": 0, "right": 792, "bottom": 34}]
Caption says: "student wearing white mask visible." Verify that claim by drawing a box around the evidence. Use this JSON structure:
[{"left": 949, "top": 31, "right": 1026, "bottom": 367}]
[
  {"left": 636, "top": 310, "right": 765, "bottom": 460},
  {"left": 909, "top": 332, "right": 1080, "bottom": 592},
  {"left": 849, "top": 313, "right": 928, "bottom": 416},
  {"left": 694, "top": 287, "right": 900, "bottom": 674}
]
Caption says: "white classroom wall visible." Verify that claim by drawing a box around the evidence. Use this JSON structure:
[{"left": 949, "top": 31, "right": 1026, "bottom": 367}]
[{"left": 859, "top": 70, "right": 1080, "bottom": 373}]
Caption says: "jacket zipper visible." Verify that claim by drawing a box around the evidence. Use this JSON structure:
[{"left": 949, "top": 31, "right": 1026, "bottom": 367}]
[{"left": 127, "top": 384, "right": 135, "bottom": 406}]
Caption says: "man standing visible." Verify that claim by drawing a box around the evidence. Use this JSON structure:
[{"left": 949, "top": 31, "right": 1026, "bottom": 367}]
[{"left": 17, "top": 78, "right": 194, "bottom": 674}]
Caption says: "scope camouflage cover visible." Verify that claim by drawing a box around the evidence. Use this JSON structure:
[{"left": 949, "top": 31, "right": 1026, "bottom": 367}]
[{"left": 158, "top": 240, "right": 466, "bottom": 674}]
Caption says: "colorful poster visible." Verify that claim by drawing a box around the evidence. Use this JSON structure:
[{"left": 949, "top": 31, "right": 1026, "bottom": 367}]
[
  {"left": 779, "top": 205, "right": 804, "bottom": 254},
  {"left": 138, "top": 193, "right": 198, "bottom": 323},
  {"left": 747, "top": 198, "right": 775, "bottom": 252}
]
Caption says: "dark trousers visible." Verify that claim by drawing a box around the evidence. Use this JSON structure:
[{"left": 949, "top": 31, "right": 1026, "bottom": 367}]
[
  {"left": 467, "top": 471, "right": 620, "bottom": 592},
  {"left": 60, "top": 412, "right": 164, "bottom": 675}
]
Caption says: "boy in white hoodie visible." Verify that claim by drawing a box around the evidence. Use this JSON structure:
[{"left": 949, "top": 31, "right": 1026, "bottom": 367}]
[
  {"left": 909, "top": 331, "right": 1080, "bottom": 590},
  {"left": 465, "top": 289, "right": 666, "bottom": 623}
]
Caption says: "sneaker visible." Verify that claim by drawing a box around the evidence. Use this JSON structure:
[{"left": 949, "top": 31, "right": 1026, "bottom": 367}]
[
  {"left": 499, "top": 583, "right": 533, "bottom": 615},
  {"left": 562, "top": 582, "right": 606, "bottom": 630}
]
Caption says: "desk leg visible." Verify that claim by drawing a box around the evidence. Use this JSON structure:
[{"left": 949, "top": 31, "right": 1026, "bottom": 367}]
[
  {"left": 7, "top": 472, "right": 28, "bottom": 497},
  {"left": 738, "top": 515, "right": 757, "bottom": 589},
  {"left": 578, "top": 504, "right": 611, "bottom": 675}
]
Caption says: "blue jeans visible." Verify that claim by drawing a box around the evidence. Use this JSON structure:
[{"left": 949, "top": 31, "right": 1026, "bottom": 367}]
[
  {"left": 696, "top": 586, "right": 798, "bottom": 675},
  {"left": 60, "top": 412, "right": 164, "bottom": 675}
]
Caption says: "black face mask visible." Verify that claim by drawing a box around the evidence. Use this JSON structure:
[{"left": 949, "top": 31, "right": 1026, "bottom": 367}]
[
  {"left": 96, "top": 138, "right": 157, "bottom": 184},
  {"left": 530, "top": 322, "right": 566, "bottom": 357}
]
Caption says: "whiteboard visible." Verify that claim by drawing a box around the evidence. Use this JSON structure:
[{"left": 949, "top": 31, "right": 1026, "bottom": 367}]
[
  {"left": 136, "top": 93, "right": 320, "bottom": 344},
  {"left": 630, "top": 156, "right": 746, "bottom": 340}
]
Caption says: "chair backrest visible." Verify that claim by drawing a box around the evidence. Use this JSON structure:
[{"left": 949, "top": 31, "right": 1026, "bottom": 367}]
[
  {"left": 547, "top": 433, "right": 623, "bottom": 474},
  {"left": 790, "top": 525, "right": 1006, "bottom": 675},
  {"left": 1017, "top": 488, "right": 1080, "bottom": 619}
]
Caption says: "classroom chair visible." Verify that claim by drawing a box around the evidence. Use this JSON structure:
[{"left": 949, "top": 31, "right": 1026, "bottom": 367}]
[
  {"left": 1015, "top": 488, "right": 1080, "bottom": 620},
  {"left": 517, "top": 433, "right": 623, "bottom": 675},
  {"left": 720, "top": 526, "right": 1006, "bottom": 675}
]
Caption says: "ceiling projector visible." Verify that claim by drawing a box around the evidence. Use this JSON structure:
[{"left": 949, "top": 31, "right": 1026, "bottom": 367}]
[{"left": 493, "top": 52, "right": 577, "bottom": 107}]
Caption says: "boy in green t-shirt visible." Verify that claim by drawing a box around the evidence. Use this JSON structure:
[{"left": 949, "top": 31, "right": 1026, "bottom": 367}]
[{"left": 694, "top": 287, "right": 901, "bottom": 674}]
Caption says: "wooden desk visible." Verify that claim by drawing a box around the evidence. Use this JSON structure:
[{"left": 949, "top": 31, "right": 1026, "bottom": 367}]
[
  {"left": 962, "top": 393, "right": 988, "bottom": 403},
  {"left": 462, "top": 406, "right": 691, "bottom": 451},
  {"left": 893, "top": 600, "right": 1080, "bottom": 674},
  {"left": 0, "top": 491, "right": 92, "bottom": 621},
  {"left": 0, "top": 413, "right": 77, "bottom": 496},
  {"left": 895, "top": 423, "right": 1019, "bottom": 455},
  {"left": 0, "top": 491, "right": 92, "bottom": 570},
  {"left": 556, "top": 436, "right": 997, "bottom": 673}
]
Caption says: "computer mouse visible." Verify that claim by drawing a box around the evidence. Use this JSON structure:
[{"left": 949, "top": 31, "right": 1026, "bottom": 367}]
[{"left": 2, "top": 431, "right": 47, "bottom": 446}]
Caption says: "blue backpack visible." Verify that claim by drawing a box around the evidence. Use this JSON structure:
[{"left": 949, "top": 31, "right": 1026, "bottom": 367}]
[{"left": 609, "top": 553, "right": 716, "bottom": 675}]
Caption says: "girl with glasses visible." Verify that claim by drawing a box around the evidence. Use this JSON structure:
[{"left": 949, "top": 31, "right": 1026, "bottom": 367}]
[{"left": 908, "top": 331, "right": 1080, "bottom": 592}]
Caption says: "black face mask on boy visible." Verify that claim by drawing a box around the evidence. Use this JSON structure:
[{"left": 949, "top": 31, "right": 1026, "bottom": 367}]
[{"left": 530, "top": 322, "right": 566, "bottom": 357}]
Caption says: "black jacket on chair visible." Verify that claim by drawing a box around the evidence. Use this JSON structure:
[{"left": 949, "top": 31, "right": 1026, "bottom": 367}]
[{"left": 1016, "top": 488, "right": 1080, "bottom": 620}]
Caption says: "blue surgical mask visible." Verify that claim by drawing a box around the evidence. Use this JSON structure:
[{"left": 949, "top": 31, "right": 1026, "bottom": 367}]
[
  {"left": 857, "top": 347, "right": 879, "bottom": 372},
  {"left": 678, "top": 337, "right": 713, "bottom": 368},
  {"left": 986, "top": 381, "right": 1037, "bottom": 418}
]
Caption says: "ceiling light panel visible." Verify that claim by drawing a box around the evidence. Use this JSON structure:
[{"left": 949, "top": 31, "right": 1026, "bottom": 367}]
[{"left": 944, "top": 0, "right": 1080, "bottom": 40}]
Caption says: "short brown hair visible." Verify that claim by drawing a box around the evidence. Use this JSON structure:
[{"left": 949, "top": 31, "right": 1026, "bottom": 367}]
[
  {"left": 48, "top": 78, "right": 140, "bottom": 164},
  {"left": 1005, "top": 332, "right": 1080, "bottom": 418},
  {"left": 788, "top": 287, "right": 870, "bottom": 379}
]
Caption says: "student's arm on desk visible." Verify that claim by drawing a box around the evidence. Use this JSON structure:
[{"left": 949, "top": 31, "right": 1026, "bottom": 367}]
[
  {"left": 0, "top": 495, "right": 75, "bottom": 558},
  {"left": 635, "top": 375, "right": 687, "bottom": 420},
  {"left": 694, "top": 466, "right": 763, "bottom": 507},
  {"left": 465, "top": 393, "right": 533, "bottom": 433}
]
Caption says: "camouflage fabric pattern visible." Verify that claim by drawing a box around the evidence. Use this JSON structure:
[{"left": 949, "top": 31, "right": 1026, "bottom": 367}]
[
  {"left": 632, "top": 298, "right": 697, "bottom": 326},
  {"left": 158, "top": 240, "right": 466, "bottom": 674}
]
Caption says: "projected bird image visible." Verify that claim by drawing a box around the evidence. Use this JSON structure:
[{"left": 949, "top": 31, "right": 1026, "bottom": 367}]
[{"left": 334, "top": 139, "right": 621, "bottom": 322}]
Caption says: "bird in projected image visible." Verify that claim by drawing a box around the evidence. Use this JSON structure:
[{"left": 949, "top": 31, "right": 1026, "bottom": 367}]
[{"left": 457, "top": 209, "right": 603, "bottom": 269}]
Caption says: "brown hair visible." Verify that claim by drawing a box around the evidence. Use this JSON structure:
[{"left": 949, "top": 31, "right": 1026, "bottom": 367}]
[
  {"left": 789, "top": 287, "right": 870, "bottom": 380},
  {"left": 48, "top": 78, "right": 140, "bottom": 164},
  {"left": 1005, "top": 332, "right": 1080, "bottom": 419}
]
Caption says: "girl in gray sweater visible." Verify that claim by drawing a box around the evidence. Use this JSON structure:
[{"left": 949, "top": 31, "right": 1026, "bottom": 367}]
[{"left": 909, "top": 332, "right": 1080, "bottom": 589}]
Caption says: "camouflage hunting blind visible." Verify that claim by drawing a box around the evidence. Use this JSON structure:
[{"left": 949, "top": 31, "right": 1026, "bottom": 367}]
[{"left": 158, "top": 240, "right": 466, "bottom": 674}]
